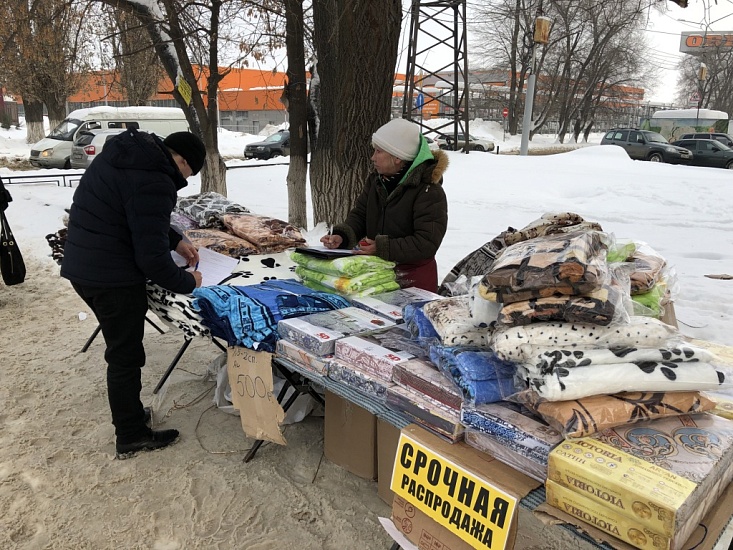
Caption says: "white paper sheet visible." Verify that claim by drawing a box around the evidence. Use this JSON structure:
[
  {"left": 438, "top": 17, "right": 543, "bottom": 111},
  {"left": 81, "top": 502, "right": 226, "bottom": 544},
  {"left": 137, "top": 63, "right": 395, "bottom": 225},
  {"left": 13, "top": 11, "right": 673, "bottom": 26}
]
[{"left": 171, "top": 247, "right": 239, "bottom": 287}]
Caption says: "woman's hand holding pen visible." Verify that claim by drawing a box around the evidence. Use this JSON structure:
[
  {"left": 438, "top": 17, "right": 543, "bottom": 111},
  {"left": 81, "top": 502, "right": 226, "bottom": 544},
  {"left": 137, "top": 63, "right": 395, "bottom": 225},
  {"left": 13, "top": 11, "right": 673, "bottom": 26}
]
[{"left": 320, "top": 234, "right": 343, "bottom": 249}]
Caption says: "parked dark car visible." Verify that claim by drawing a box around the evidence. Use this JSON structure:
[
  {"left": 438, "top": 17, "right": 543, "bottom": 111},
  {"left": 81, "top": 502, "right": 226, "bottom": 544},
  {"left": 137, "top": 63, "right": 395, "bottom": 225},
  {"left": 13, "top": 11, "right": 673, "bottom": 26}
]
[
  {"left": 678, "top": 132, "right": 733, "bottom": 147},
  {"left": 600, "top": 128, "right": 692, "bottom": 164},
  {"left": 671, "top": 138, "right": 733, "bottom": 170},
  {"left": 244, "top": 130, "right": 290, "bottom": 160}
]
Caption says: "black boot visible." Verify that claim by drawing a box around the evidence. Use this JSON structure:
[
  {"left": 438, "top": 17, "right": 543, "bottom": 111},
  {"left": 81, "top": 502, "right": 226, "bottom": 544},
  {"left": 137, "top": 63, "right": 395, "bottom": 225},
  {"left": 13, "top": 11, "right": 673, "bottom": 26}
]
[{"left": 115, "top": 429, "right": 179, "bottom": 459}]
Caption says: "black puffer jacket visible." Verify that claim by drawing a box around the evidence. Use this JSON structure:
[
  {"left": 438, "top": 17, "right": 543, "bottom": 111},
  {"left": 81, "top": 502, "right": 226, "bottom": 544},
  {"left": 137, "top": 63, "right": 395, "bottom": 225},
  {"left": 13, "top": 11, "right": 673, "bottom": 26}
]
[{"left": 61, "top": 129, "right": 195, "bottom": 294}]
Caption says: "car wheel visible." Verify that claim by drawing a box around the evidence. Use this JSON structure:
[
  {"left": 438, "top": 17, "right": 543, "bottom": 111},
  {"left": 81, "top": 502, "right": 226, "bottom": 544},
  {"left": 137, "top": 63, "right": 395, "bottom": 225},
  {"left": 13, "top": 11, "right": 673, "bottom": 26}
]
[
  {"left": 63, "top": 158, "right": 71, "bottom": 169},
  {"left": 474, "top": 145, "right": 485, "bottom": 152},
  {"left": 726, "top": 160, "right": 733, "bottom": 170},
  {"left": 648, "top": 153, "right": 663, "bottom": 162}
]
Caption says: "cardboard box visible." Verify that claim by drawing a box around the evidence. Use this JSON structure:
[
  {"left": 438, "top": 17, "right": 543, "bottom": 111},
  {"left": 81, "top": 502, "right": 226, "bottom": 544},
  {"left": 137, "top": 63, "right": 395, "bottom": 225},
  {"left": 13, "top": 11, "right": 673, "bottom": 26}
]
[
  {"left": 391, "top": 494, "right": 474, "bottom": 550},
  {"left": 547, "top": 413, "right": 733, "bottom": 546},
  {"left": 324, "top": 390, "right": 377, "bottom": 480},
  {"left": 536, "top": 480, "right": 733, "bottom": 550},
  {"left": 545, "top": 479, "right": 670, "bottom": 549},
  {"left": 377, "top": 419, "right": 401, "bottom": 505},
  {"left": 391, "top": 424, "right": 539, "bottom": 549}
]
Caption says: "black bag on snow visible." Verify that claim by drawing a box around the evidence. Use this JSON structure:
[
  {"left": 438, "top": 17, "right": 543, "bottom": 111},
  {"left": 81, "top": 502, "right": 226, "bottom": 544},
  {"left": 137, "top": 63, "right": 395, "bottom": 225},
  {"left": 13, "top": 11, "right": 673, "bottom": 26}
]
[{"left": 0, "top": 211, "right": 26, "bottom": 285}]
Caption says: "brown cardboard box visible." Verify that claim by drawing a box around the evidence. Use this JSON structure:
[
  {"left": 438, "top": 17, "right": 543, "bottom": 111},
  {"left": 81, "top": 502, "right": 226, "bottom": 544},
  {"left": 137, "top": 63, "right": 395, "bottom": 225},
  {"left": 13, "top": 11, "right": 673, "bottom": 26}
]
[
  {"left": 323, "top": 390, "right": 377, "bottom": 480},
  {"left": 377, "top": 419, "right": 401, "bottom": 505},
  {"left": 392, "top": 494, "right": 474, "bottom": 550},
  {"left": 536, "top": 480, "right": 733, "bottom": 550}
]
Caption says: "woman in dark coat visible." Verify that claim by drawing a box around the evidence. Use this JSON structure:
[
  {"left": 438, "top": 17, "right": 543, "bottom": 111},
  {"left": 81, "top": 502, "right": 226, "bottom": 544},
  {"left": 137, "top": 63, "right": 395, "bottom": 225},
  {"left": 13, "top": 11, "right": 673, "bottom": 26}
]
[{"left": 321, "top": 118, "right": 449, "bottom": 292}]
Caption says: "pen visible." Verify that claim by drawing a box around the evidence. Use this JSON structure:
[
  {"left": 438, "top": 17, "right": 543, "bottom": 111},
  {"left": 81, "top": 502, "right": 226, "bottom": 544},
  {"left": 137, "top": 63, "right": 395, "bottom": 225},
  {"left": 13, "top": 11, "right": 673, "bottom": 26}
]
[{"left": 195, "top": 261, "right": 199, "bottom": 271}]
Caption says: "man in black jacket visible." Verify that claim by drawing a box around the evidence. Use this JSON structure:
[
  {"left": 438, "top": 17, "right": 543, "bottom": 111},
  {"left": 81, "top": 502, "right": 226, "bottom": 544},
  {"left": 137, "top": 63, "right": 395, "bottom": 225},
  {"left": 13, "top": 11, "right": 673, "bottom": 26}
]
[{"left": 61, "top": 129, "right": 205, "bottom": 458}]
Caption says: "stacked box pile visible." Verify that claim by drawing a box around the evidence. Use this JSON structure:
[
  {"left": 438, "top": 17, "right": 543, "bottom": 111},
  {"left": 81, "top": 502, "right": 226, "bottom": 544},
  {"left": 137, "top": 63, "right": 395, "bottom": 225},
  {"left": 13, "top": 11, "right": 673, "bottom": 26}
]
[
  {"left": 277, "top": 307, "right": 395, "bottom": 356},
  {"left": 351, "top": 287, "right": 442, "bottom": 322},
  {"left": 547, "top": 413, "right": 733, "bottom": 550}
]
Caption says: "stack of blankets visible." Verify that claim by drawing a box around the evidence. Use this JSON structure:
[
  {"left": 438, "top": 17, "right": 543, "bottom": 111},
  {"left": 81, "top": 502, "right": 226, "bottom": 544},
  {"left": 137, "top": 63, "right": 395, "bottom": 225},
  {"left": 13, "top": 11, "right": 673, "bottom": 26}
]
[
  {"left": 290, "top": 251, "right": 400, "bottom": 297},
  {"left": 174, "top": 192, "right": 306, "bottom": 256},
  {"left": 192, "top": 279, "right": 350, "bottom": 351},
  {"left": 477, "top": 230, "right": 626, "bottom": 328}
]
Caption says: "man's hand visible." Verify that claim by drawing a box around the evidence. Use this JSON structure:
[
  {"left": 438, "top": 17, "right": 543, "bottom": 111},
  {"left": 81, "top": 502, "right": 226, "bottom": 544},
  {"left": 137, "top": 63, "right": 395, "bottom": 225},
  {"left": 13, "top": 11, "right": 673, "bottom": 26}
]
[
  {"left": 176, "top": 240, "right": 199, "bottom": 267},
  {"left": 320, "top": 234, "right": 343, "bottom": 249},
  {"left": 191, "top": 270, "right": 203, "bottom": 288}
]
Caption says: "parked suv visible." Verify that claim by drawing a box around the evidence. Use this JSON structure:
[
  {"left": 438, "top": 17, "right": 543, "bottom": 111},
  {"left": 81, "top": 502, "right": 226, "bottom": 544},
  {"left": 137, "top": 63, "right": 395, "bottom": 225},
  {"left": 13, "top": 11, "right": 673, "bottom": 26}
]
[
  {"left": 600, "top": 128, "right": 692, "bottom": 164},
  {"left": 678, "top": 132, "right": 733, "bottom": 147},
  {"left": 244, "top": 130, "right": 290, "bottom": 160}
]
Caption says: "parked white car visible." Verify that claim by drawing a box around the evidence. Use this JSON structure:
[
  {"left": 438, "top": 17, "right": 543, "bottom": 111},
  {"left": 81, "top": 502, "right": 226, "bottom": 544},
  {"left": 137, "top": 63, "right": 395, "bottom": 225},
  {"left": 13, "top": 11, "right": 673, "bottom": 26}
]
[
  {"left": 70, "top": 129, "right": 126, "bottom": 169},
  {"left": 434, "top": 133, "right": 495, "bottom": 152}
]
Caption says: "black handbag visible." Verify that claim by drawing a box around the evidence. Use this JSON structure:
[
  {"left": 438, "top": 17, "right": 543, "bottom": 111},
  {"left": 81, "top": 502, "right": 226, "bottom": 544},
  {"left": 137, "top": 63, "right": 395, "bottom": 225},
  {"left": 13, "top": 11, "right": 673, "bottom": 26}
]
[{"left": 0, "top": 211, "right": 26, "bottom": 285}]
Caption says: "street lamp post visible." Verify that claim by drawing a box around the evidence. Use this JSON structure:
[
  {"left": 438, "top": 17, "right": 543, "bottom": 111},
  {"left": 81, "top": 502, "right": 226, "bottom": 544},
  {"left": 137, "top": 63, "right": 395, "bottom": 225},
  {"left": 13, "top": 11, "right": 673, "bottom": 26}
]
[
  {"left": 695, "top": 62, "right": 707, "bottom": 128},
  {"left": 520, "top": 14, "right": 551, "bottom": 156}
]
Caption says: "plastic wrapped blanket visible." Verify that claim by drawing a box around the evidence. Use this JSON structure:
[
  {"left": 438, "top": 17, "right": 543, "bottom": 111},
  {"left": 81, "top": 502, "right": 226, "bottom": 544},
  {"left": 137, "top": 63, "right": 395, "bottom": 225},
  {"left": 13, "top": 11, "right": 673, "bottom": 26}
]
[
  {"left": 221, "top": 213, "right": 305, "bottom": 250},
  {"left": 479, "top": 230, "right": 609, "bottom": 300},
  {"left": 524, "top": 343, "right": 716, "bottom": 375},
  {"left": 175, "top": 192, "right": 250, "bottom": 228},
  {"left": 521, "top": 360, "right": 727, "bottom": 401},
  {"left": 491, "top": 316, "right": 681, "bottom": 363},
  {"left": 192, "top": 279, "right": 350, "bottom": 351},
  {"left": 290, "top": 251, "right": 396, "bottom": 278},
  {"left": 428, "top": 345, "right": 517, "bottom": 404},
  {"left": 184, "top": 228, "right": 258, "bottom": 258},
  {"left": 422, "top": 296, "right": 490, "bottom": 347},
  {"left": 524, "top": 390, "right": 715, "bottom": 438},
  {"left": 295, "top": 265, "right": 397, "bottom": 294}
]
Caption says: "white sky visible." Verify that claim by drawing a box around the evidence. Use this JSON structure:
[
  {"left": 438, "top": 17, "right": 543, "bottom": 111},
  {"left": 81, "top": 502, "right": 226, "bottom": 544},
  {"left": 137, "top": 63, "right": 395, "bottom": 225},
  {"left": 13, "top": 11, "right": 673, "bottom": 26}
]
[{"left": 1, "top": 120, "right": 732, "bottom": 348}]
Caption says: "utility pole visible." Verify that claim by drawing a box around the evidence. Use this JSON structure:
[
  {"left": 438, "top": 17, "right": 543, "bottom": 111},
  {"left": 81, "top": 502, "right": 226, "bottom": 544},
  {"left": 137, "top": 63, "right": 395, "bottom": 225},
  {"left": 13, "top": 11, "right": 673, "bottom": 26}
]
[
  {"left": 520, "top": 8, "right": 551, "bottom": 156},
  {"left": 402, "top": 0, "right": 470, "bottom": 152}
]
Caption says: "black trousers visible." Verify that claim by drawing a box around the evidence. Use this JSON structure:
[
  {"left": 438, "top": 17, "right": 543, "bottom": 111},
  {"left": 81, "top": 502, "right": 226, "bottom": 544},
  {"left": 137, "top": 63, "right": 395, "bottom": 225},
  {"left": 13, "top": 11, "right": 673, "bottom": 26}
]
[{"left": 72, "top": 282, "right": 150, "bottom": 444}]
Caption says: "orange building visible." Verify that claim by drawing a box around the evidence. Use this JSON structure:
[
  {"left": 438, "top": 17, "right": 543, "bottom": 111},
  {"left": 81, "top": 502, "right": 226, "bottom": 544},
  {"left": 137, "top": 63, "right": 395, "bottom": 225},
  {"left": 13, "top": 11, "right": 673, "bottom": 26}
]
[{"left": 66, "top": 67, "right": 290, "bottom": 133}]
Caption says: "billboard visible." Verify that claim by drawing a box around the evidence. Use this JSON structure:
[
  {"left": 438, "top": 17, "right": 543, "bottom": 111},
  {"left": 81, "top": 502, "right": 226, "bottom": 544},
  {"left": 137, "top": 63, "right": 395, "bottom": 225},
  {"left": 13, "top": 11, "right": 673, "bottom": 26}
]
[{"left": 680, "top": 31, "right": 733, "bottom": 54}]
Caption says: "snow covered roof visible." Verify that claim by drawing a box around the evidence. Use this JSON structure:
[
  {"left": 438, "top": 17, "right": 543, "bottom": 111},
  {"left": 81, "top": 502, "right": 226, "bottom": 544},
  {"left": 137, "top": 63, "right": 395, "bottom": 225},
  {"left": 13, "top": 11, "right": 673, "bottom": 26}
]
[
  {"left": 652, "top": 108, "right": 729, "bottom": 119},
  {"left": 67, "top": 106, "right": 187, "bottom": 120}
]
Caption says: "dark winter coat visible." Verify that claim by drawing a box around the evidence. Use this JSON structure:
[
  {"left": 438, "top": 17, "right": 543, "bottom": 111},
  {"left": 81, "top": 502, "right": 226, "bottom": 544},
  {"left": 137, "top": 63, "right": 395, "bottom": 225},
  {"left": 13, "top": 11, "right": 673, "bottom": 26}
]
[
  {"left": 0, "top": 176, "right": 11, "bottom": 212},
  {"left": 61, "top": 128, "right": 195, "bottom": 294},
  {"left": 333, "top": 138, "right": 448, "bottom": 289}
]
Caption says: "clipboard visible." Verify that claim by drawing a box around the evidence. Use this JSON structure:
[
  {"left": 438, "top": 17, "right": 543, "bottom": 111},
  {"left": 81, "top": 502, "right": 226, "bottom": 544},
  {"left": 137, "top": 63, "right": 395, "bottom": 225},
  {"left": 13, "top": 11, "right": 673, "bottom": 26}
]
[{"left": 295, "top": 246, "right": 358, "bottom": 260}]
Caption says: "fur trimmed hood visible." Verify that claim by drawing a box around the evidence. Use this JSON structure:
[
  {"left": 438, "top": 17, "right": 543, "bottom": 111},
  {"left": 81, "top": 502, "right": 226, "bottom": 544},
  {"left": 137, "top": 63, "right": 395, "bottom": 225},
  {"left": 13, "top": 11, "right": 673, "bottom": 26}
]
[{"left": 428, "top": 149, "right": 449, "bottom": 184}]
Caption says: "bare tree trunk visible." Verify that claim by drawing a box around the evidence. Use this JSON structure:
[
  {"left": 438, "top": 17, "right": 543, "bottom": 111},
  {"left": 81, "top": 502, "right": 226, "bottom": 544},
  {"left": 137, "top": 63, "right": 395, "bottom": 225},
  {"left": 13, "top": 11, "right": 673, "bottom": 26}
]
[
  {"left": 43, "top": 92, "right": 67, "bottom": 131},
  {"left": 24, "top": 100, "right": 46, "bottom": 144},
  {"left": 311, "top": 0, "right": 401, "bottom": 226},
  {"left": 283, "top": 0, "right": 308, "bottom": 229}
]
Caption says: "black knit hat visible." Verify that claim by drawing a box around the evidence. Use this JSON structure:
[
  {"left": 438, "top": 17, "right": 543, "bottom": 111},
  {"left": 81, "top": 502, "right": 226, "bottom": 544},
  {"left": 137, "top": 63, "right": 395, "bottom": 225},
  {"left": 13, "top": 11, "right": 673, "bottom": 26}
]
[{"left": 164, "top": 132, "right": 206, "bottom": 175}]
